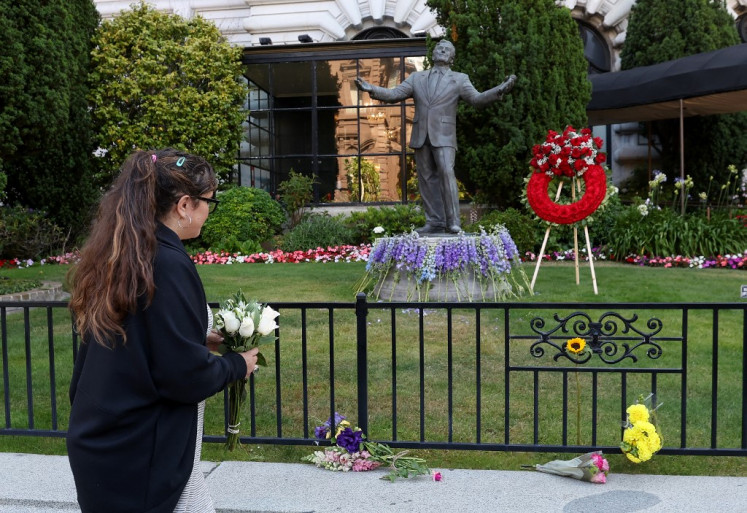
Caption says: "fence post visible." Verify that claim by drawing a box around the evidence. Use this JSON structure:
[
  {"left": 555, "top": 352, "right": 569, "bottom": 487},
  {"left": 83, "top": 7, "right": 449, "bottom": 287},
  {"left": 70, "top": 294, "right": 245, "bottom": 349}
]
[{"left": 355, "top": 292, "right": 368, "bottom": 435}]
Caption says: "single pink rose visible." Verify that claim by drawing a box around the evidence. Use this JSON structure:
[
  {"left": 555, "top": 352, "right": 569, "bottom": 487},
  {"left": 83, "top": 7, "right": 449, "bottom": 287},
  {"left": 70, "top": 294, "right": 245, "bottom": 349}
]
[{"left": 432, "top": 471, "right": 442, "bottom": 482}]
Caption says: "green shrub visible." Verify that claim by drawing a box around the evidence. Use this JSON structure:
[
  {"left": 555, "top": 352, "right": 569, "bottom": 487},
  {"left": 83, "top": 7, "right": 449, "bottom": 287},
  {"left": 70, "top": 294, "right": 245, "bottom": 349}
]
[
  {"left": 200, "top": 187, "right": 285, "bottom": 252},
  {"left": 0, "top": 206, "right": 67, "bottom": 259},
  {"left": 0, "top": 277, "right": 41, "bottom": 295},
  {"left": 346, "top": 204, "right": 426, "bottom": 244},
  {"left": 280, "top": 214, "right": 354, "bottom": 252},
  {"left": 608, "top": 207, "right": 747, "bottom": 258},
  {"left": 345, "top": 157, "right": 380, "bottom": 202},
  {"left": 277, "top": 169, "right": 316, "bottom": 228},
  {"left": 464, "top": 207, "right": 537, "bottom": 255}
]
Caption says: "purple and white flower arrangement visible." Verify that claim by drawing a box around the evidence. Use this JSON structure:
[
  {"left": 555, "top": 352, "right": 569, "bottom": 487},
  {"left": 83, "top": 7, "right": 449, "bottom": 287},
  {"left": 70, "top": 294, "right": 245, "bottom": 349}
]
[
  {"left": 303, "top": 412, "right": 434, "bottom": 481},
  {"left": 359, "top": 226, "right": 531, "bottom": 301}
]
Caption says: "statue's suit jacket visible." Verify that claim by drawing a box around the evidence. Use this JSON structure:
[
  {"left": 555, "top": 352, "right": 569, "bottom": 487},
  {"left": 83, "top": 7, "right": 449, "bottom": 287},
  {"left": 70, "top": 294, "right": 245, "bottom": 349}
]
[{"left": 367, "top": 68, "right": 505, "bottom": 150}]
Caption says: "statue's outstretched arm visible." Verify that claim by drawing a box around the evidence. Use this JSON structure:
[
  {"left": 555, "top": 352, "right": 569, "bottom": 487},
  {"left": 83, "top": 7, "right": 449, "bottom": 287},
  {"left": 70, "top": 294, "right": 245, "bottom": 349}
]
[
  {"left": 355, "top": 76, "right": 413, "bottom": 103},
  {"left": 463, "top": 74, "right": 517, "bottom": 108}
]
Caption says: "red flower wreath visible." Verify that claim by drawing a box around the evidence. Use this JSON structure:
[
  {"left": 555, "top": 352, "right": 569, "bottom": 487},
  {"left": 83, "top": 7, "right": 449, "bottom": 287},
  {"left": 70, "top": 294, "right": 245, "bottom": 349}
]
[
  {"left": 526, "top": 126, "right": 608, "bottom": 225},
  {"left": 527, "top": 164, "right": 607, "bottom": 224}
]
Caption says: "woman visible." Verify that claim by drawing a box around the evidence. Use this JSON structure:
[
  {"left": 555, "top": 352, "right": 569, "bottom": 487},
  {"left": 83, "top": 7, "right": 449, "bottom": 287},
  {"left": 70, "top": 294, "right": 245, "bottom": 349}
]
[{"left": 67, "top": 149, "right": 258, "bottom": 513}]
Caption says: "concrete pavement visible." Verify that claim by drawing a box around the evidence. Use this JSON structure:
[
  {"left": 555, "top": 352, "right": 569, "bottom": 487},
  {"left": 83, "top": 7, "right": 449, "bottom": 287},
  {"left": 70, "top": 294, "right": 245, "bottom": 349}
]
[{"left": 1, "top": 452, "right": 745, "bottom": 512}]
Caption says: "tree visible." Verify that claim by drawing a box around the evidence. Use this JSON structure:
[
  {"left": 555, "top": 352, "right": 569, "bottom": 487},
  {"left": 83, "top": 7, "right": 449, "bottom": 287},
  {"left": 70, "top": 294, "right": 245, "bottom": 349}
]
[
  {"left": 620, "top": 0, "right": 747, "bottom": 196},
  {"left": 89, "top": 2, "right": 247, "bottom": 186},
  {"left": 426, "top": 0, "right": 590, "bottom": 208},
  {"left": 0, "top": 0, "right": 99, "bottom": 232}
]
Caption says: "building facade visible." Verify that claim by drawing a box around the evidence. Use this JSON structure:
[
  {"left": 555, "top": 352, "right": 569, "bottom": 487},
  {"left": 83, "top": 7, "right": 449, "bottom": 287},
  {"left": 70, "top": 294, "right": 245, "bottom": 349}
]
[{"left": 93, "top": 0, "right": 747, "bottom": 201}]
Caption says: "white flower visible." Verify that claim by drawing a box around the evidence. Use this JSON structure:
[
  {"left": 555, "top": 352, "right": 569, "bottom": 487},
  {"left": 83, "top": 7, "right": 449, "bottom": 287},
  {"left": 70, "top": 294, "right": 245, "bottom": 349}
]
[
  {"left": 257, "top": 305, "right": 280, "bottom": 335},
  {"left": 262, "top": 305, "right": 280, "bottom": 321},
  {"left": 638, "top": 204, "right": 649, "bottom": 216},
  {"left": 373, "top": 226, "right": 385, "bottom": 234},
  {"left": 221, "top": 310, "right": 241, "bottom": 334},
  {"left": 239, "top": 316, "right": 255, "bottom": 338}
]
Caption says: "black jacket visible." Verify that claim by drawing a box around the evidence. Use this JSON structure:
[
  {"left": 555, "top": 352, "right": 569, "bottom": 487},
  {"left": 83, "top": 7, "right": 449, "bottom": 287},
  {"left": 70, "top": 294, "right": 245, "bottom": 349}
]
[{"left": 67, "top": 224, "right": 246, "bottom": 513}]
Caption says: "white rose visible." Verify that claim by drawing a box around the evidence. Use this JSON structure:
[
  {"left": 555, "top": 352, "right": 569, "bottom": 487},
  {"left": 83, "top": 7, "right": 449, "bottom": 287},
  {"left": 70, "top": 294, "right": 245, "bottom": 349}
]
[
  {"left": 221, "top": 310, "right": 240, "bottom": 334},
  {"left": 239, "top": 316, "right": 255, "bottom": 338},
  {"left": 373, "top": 226, "right": 385, "bottom": 234},
  {"left": 257, "top": 306, "right": 279, "bottom": 336},
  {"left": 261, "top": 305, "right": 279, "bottom": 321}
]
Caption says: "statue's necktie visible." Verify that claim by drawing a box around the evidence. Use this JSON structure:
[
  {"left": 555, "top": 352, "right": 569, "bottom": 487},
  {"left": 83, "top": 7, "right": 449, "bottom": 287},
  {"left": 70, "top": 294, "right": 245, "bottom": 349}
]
[{"left": 429, "top": 69, "right": 442, "bottom": 97}]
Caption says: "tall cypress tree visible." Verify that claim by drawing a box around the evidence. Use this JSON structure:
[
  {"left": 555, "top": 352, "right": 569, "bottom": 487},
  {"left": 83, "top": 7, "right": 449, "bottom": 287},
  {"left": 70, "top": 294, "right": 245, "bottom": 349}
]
[
  {"left": 0, "top": 0, "right": 100, "bottom": 233},
  {"left": 621, "top": 0, "right": 747, "bottom": 193},
  {"left": 426, "top": 0, "right": 590, "bottom": 207}
]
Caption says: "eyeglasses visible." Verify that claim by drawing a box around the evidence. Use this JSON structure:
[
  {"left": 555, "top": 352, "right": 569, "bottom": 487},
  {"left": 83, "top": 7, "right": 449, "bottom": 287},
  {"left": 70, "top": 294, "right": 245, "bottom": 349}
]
[{"left": 193, "top": 196, "right": 220, "bottom": 214}]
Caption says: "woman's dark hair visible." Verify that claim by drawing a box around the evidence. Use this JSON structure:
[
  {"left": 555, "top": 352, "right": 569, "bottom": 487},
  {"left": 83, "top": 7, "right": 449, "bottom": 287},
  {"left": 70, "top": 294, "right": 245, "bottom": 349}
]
[{"left": 69, "top": 148, "right": 217, "bottom": 346}]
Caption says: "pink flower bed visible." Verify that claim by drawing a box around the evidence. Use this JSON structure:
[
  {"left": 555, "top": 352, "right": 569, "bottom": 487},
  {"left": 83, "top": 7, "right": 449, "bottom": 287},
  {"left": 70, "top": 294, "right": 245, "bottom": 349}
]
[
  {"left": 524, "top": 248, "right": 608, "bottom": 262},
  {"left": 190, "top": 244, "right": 371, "bottom": 265},
  {"left": 621, "top": 252, "right": 747, "bottom": 269}
]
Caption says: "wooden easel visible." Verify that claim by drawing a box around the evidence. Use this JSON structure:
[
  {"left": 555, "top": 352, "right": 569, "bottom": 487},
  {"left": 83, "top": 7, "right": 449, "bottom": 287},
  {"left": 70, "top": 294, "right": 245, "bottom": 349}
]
[{"left": 530, "top": 178, "right": 599, "bottom": 295}]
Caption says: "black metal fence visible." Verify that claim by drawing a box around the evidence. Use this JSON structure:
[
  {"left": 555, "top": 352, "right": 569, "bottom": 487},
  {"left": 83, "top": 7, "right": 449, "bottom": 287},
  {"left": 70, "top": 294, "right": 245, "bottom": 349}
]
[{"left": 2, "top": 296, "right": 746, "bottom": 456}]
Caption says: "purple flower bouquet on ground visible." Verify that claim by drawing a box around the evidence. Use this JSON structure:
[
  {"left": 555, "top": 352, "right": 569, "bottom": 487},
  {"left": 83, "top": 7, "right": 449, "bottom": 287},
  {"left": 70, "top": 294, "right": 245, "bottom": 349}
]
[{"left": 302, "top": 412, "right": 433, "bottom": 481}]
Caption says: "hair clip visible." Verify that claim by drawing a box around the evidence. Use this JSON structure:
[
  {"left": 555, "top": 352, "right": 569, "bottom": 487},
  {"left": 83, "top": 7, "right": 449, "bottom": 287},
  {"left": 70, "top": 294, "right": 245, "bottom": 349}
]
[
  {"left": 176, "top": 157, "right": 186, "bottom": 167},
  {"left": 151, "top": 154, "right": 157, "bottom": 163}
]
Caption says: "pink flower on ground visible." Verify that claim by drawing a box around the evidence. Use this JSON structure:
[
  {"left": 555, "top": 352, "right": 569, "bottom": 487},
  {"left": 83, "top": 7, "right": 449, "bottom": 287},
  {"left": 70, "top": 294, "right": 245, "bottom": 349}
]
[
  {"left": 600, "top": 458, "right": 609, "bottom": 473},
  {"left": 432, "top": 471, "right": 442, "bottom": 482},
  {"left": 590, "top": 453, "right": 609, "bottom": 472},
  {"left": 352, "top": 459, "right": 380, "bottom": 472},
  {"left": 590, "top": 471, "right": 606, "bottom": 484}
]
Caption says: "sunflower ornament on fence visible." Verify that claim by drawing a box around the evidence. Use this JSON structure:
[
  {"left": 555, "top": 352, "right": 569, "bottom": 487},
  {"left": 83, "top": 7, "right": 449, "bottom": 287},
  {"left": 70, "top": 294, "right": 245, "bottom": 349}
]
[{"left": 526, "top": 126, "right": 612, "bottom": 294}]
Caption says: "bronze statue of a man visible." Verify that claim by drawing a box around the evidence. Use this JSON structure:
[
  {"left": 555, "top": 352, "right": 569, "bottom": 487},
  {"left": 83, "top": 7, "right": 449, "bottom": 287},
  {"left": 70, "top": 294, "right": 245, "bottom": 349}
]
[{"left": 356, "top": 40, "right": 516, "bottom": 234}]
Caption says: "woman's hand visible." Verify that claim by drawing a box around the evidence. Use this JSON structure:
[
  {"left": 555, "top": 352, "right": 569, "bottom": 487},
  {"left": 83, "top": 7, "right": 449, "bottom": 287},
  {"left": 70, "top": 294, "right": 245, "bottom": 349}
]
[
  {"left": 206, "top": 329, "right": 224, "bottom": 352},
  {"left": 239, "top": 347, "right": 260, "bottom": 378}
]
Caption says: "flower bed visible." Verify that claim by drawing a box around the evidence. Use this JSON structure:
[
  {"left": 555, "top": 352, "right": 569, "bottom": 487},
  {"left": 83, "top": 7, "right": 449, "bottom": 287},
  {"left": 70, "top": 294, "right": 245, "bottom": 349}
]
[
  {"left": 190, "top": 244, "right": 370, "bottom": 265},
  {"left": 620, "top": 252, "right": 747, "bottom": 269},
  {"left": 524, "top": 247, "right": 608, "bottom": 262},
  {"left": 9, "top": 246, "right": 747, "bottom": 272},
  {"left": 0, "top": 258, "right": 36, "bottom": 269}
]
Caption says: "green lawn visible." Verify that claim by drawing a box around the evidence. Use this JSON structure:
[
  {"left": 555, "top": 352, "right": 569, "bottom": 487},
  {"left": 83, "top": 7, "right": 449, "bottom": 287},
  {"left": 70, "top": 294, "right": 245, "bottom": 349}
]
[{"left": 1, "top": 260, "right": 746, "bottom": 476}]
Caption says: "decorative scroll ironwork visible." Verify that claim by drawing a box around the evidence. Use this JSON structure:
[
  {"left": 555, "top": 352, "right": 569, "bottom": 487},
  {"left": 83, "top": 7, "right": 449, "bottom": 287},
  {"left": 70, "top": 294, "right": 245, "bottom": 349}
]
[{"left": 528, "top": 311, "right": 664, "bottom": 364}]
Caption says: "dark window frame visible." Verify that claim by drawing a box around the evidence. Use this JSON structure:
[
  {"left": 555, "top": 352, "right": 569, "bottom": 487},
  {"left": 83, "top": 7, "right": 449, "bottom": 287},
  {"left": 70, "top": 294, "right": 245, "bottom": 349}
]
[{"left": 240, "top": 39, "right": 428, "bottom": 205}]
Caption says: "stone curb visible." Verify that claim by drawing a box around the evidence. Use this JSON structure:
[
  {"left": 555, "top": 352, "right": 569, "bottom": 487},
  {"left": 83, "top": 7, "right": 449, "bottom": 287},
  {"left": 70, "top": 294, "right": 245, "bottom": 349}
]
[
  {"left": 0, "top": 281, "right": 68, "bottom": 302},
  {"left": 0, "top": 282, "right": 69, "bottom": 314}
]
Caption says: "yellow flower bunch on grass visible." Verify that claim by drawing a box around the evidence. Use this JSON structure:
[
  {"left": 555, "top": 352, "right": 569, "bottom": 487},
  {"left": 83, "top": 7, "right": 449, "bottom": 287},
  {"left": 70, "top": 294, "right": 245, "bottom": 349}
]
[{"left": 620, "top": 398, "right": 663, "bottom": 463}]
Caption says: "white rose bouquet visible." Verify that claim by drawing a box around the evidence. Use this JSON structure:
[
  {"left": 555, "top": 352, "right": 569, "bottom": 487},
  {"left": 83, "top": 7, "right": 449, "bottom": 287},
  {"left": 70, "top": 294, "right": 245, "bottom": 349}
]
[{"left": 214, "top": 290, "right": 279, "bottom": 450}]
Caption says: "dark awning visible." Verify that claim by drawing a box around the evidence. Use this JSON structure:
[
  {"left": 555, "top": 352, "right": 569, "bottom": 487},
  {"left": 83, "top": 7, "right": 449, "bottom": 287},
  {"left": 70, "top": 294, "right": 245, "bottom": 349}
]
[{"left": 587, "top": 43, "right": 747, "bottom": 125}]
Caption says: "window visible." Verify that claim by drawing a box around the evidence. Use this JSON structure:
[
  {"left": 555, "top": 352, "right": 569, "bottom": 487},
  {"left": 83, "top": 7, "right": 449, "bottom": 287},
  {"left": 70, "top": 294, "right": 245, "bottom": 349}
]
[
  {"left": 240, "top": 40, "right": 427, "bottom": 204},
  {"left": 576, "top": 22, "right": 611, "bottom": 74}
]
